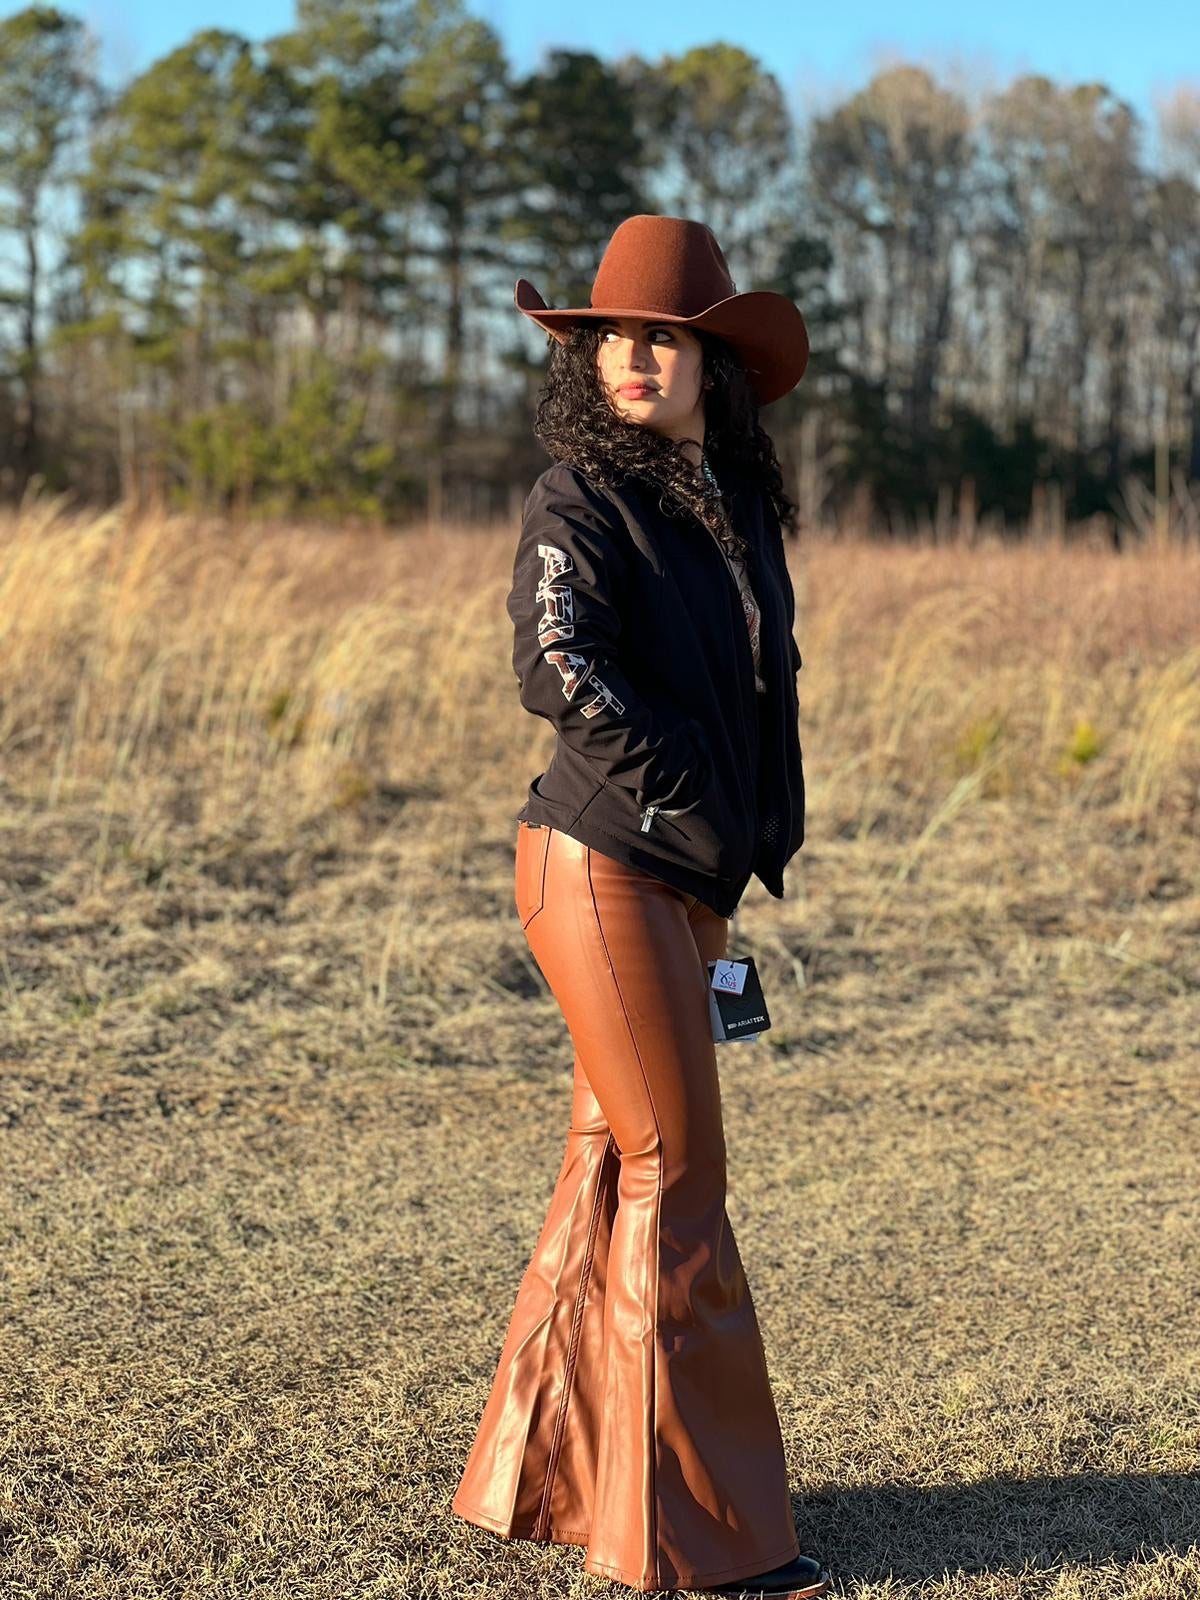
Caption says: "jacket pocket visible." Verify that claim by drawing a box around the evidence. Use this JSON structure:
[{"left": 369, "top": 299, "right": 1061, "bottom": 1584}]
[
  {"left": 514, "top": 820, "right": 551, "bottom": 929},
  {"left": 636, "top": 758, "right": 748, "bottom": 880}
]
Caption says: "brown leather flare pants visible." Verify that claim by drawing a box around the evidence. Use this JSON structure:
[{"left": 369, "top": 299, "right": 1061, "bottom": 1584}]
[{"left": 452, "top": 821, "right": 800, "bottom": 1593}]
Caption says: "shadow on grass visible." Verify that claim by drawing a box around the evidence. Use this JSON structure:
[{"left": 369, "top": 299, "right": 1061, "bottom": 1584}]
[{"left": 791, "top": 1469, "right": 1198, "bottom": 1583}]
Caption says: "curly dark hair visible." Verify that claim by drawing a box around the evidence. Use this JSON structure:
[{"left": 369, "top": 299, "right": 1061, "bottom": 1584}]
[{"left": 529, "top": 322, "right": 797, "bottom": 561}]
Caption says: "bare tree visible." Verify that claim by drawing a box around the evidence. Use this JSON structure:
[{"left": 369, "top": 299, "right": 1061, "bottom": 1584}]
[
  {"left": 0, "top": 4, "right": 101, "bottom": 492},
  {"left": 808, "top": 65, "right": 974, "bottom": 443},
  {"left": 1154, "top": 86, "right": 1200, "bottom": 481}
]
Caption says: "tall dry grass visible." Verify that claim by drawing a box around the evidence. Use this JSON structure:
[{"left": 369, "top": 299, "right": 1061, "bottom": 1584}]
[
  {"left": 2, "top": 493, "right": 1196, "bottom": 847},
  {"left": 1, "top": 491, "right": 1198, "bottom": 1599}
]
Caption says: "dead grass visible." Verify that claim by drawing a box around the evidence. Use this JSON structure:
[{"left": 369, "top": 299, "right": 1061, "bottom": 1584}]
[{"left": 1, "top": 493, "right": 1197, "bottom": 1598}]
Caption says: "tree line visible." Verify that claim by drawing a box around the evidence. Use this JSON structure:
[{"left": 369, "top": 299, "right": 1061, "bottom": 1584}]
[{"left": 1, "top": 0, "right": 1198, "bottom": 535}]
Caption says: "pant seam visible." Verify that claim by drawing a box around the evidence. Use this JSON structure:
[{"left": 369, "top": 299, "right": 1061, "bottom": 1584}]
[
  {"left": 532, "top": 1128, "right": 616, "bottom": 1539},
  {"left": 585, "top": 846, "right": 664, "bottom": 1580},
  {"left": 453, "top": 1498, "right": 590, "bottom": 1542}
]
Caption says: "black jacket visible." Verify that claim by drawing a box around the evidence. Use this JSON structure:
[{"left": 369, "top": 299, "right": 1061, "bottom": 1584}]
[{"left": 506, "top": 458, "right": 805, "bottom": 918}]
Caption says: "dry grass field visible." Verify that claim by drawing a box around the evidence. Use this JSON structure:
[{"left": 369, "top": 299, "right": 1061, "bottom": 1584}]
[{"left": 1, "top": 492, "right": 1198, "bottom": 1599}]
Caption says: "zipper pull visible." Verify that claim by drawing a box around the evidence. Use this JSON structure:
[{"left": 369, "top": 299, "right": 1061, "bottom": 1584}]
[{"left": 640, "top": 803, "right": 659, "bottom": 833}]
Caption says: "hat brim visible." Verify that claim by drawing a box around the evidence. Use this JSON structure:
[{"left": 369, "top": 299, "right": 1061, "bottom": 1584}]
[{"left": 514, "top": 277, "right": 808, "bottom": 406}]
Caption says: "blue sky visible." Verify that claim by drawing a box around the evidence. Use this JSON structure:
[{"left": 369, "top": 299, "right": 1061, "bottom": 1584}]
[{"left": 26, "top": 0, "right": 1199, "bottom": 146}]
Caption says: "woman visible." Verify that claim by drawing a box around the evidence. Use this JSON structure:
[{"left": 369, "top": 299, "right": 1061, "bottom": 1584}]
[{"left": 451, "top": 215, "right": 827, "bottom": 1599}]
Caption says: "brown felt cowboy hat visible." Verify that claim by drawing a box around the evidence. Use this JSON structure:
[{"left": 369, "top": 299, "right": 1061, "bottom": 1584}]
[{"left": 514, "top": 213, "right": 809, "bottom": 407}]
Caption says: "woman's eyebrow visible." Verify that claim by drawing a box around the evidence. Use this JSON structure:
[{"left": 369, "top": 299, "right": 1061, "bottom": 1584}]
[{"left": 597, "top": 321, "right": 672, "bottom": 332}]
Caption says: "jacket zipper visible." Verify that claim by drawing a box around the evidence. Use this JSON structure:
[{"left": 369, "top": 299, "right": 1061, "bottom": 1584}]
[{"left": 640, "top": 803, "right": 659, "bottom": 832}]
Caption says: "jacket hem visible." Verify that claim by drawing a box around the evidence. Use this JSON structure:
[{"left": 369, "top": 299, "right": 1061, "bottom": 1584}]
[{"left": 518, "top": 799, "right": 749, "bottom": 918}]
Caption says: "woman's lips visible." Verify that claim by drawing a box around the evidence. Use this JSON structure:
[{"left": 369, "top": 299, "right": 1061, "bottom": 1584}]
[{"left": 618, "top": 384, "right": 658, "bottom": 397}]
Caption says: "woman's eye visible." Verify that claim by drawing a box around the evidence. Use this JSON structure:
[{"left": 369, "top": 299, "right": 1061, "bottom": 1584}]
[{"left": 599, "top": 328, "right": 669, "bottom": 342}]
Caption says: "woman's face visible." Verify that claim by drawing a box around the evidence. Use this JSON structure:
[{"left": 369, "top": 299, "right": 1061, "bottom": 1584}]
[{"left": 594, "top": 317, "right": 706, "bottom": 444}]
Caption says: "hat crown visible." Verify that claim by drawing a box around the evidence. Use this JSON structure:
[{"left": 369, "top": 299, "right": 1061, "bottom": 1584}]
[
  {"left": 511, "top": 211, "right": 809, "bottom": 404},
  {"left": 590, "top": 215, "right": 736, "bottom": 319}
]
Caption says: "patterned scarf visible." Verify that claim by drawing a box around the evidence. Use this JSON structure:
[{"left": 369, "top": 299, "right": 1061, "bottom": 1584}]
[{"left": 699, "top": 454, "right": 765, "bottom": 693}]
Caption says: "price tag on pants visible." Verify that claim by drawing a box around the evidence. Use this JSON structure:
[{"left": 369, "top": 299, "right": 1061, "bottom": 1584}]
[{"left": 706, "top": 955, "right": 771, "bottom": 1044}]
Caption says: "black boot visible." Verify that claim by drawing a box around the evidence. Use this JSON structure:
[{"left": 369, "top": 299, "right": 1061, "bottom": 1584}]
[{"left": 707, "top": 1551, "right": 831, "bottom": 1598}]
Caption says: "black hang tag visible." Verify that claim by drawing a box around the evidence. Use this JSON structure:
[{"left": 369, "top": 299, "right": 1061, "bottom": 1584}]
[{"left": 706, "top": 954, "right": 771, "bottom": 1044}]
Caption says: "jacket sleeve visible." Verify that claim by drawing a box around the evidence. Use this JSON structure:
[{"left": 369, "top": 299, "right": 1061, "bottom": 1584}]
[{"left": 506, "top": 468, "right": 713, "bottom": 811}]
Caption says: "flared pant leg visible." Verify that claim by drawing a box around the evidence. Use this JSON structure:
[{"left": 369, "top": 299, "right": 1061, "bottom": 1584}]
[{"left": 452, "top": 823, "right": 800, "bottom": 1593}]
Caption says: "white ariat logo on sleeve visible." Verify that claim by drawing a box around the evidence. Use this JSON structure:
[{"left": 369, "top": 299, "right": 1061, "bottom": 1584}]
[
  {"left": 535, "top": 542, "right": 626, "bottom": 719},
  {"left": 535, "top": 543, "right": 576, "bottom": 644},
  {"left": 544, "top": 649, "right": 591, "bottom": 699},
  {"left": 574, "top": 671, "right": 624, "bottom": 719}
]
